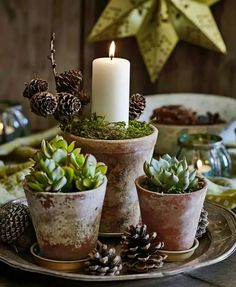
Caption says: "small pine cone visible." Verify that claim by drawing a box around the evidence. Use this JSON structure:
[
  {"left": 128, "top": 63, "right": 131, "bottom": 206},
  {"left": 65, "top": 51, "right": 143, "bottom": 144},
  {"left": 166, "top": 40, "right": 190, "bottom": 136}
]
[
  {"left": 121, "top": 224, "right": 167, "bottom": 273},
  {"left": 0, "top": 203, "right": 35, "bottom": 251},
  {"left": 55, "top": 69, "right": 82, "bottom": 95},
  {"left": 23, "top": 79, "right": 49, "bottom": 99},
  {"left": 129, "top": 94, "right": 146, "bottom": 120},
  {"left": 30, "top": 92, "right": 58, "bottom": 117},
  {"left": 196, "top": 208, "right": 209, "bottom": 238},
  {"left": 56, "top": 93, "right": 81, "bottom": 116},
  {"left": 86, "top": 244, "right": 122, "bottom": 276}
]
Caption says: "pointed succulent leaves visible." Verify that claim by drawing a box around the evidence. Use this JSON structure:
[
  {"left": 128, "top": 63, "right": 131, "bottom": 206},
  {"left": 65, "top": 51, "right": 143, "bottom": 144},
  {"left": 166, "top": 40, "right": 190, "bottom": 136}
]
[
  {"left": 143, "top": 154, "right": 199, "bottom": 194},
  {"left": 27, "top": 136, "right": 107, "bottom": 193},
  {"left": 41, "top": 139, "right": 51, "bottom": 158},
  {"left": 96, "top": 162, "right": 108, "bottom": 175},
  {"left": 52, "top": 176, "right": 67, "bottom": 192},
  {"left": 83, "top": 154, "right": 97, "bottom": 178},
  {"left": 67, "top": 141, "right": 75, "bottom": 153},
  {"left": 52, "top": 149, "right": 67, "bottom": 164}
]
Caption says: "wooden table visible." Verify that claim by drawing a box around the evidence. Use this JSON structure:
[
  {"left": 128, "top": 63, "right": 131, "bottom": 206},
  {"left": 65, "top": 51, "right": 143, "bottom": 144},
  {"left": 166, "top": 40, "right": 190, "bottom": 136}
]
[{"left": 0, "top": 251, "right": 235, "bottom": 287}]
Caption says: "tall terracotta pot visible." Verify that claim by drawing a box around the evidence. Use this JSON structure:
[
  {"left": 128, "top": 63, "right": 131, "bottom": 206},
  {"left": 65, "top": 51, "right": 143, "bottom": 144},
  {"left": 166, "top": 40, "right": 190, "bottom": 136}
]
[
  {"left": 135, "top": 175, "right": 207, "bottom": 251},
  {"left": 66, "top": 126, "right": 158, "bottom": 234},
  {"left": 24, "top": 177, "right": 107, "bottom": 260}
]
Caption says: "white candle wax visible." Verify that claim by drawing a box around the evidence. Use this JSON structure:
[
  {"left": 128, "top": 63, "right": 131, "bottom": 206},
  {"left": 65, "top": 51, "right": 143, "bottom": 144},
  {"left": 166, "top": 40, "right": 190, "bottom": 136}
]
[{"left": 91, "top": 43, "right": 130, "bottom": 125}]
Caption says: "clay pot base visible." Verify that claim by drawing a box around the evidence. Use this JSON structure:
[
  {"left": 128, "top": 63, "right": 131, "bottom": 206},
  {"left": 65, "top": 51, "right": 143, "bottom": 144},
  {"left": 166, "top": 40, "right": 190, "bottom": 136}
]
[
  {"left": 158, "top": 238, "right": 199, "bottom": 262},
  {"left": 30, "top": 243, "right": 88, "bottom": 272}
]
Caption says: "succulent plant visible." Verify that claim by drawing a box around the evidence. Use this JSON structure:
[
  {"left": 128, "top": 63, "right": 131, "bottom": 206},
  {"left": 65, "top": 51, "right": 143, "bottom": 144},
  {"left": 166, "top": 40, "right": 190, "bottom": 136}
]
[
  {"left": 143, "top": 154, "right": 200, "bottom": 194},
  {"left": 26, "top": 136, "right": 107, "bottom": 192}
]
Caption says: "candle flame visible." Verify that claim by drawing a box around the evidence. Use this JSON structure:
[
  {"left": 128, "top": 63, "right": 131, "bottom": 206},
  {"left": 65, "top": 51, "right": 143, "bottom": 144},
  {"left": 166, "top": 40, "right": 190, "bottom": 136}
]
[
  {"left": 196, "top": 159, "right": 203, "bottom": 169},
  {"left": 109, "top": 41, "right": 115, "bottom": 59}
]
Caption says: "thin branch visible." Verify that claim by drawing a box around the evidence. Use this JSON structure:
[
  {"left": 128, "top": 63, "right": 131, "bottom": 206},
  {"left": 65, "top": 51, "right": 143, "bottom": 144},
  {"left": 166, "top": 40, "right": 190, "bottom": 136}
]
[{"left": 48, "top": 32, "right": 57, "bottom": 77}]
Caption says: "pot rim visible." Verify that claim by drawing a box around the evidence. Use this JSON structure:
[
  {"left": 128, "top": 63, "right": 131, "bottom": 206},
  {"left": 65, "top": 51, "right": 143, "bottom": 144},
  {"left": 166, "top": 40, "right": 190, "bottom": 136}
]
[
  {"left": 135, "top": 175, "right": 207, "bottom": 196},
  {"left": 152, "top": 122, "right": 226, "bottom": 129},
  {"left": 65, "top": 124, "right": 158, "bottom": 144},
  {"left": 24, "top": 176, "right": 107, "bottom": 196}
]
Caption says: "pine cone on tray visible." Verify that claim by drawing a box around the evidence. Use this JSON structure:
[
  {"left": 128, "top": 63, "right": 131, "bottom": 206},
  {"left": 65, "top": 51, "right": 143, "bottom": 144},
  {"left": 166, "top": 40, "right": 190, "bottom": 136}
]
[
  {"left": 121, "top": 224, "right": 167, "bottom": 273},
  {"left": 23, "top": 79, "right": 49, "bottom": 99},
  {"left": 55, "top": 69, "right": 82, "bottom": 95},
  {"left": 86, "top": 243, "right": 122, "bottom": 276},
  {"left": 129, "top": 94, "right": 146, "bottom": 120},
  {"left": 30, "top": 92, "right": 58, "bottom": 117},
  {"left": 196, "top": 208, "right": 209, "bottom": 238},
  {"left": 0, "top": 203, "right": 36, "bottom": 252}
]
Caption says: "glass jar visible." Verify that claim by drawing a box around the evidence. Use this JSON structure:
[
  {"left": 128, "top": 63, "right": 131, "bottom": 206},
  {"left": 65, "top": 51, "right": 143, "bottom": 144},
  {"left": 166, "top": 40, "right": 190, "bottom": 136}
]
[
  {"left": 0, "top": 100, "right": 30, "bottom": 144},
  {"left": 177, "top": 133, "right": 231, "bottom": 177}
]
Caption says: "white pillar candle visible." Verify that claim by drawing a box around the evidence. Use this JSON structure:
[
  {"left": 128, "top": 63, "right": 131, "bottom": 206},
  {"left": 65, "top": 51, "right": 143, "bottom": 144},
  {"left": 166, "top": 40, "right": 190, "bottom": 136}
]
[{"left": 91, "top": 41, "right": 130, "bottom": 126}]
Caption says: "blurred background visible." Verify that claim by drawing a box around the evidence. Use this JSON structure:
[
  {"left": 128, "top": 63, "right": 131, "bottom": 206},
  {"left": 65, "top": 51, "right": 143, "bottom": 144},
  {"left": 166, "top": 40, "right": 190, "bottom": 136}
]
[{"left": 0, "top": 0, "right": 235, "bottom": 130}]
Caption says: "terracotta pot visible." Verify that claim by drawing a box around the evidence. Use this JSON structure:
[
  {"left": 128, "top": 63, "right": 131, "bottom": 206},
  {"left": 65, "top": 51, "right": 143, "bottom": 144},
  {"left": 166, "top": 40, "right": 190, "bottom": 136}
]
[
  {"left": 66, "top": 126, "right": 158, "bottom": 234},
  {"left": 135, "top": 175, "right": 207, "bottom": 251},
  {"left": 24, "top": 177, "right": 107, "bottom": 260}
]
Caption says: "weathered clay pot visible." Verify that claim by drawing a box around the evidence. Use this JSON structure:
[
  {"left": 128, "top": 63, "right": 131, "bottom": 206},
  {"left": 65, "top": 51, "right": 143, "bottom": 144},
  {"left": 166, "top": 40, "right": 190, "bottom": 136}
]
[
  {"left": 135, "top": 176, "right": 207, "bottom": 251},
  {"left": 66, "top": 126, "right": 158, "bottom": 234},
  {"left": 24, "top": 177, "right": 107, "bottom": 261}
]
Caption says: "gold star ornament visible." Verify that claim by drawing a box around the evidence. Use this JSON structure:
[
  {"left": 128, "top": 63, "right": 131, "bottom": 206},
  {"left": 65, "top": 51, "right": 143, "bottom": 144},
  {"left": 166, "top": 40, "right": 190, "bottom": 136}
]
[{"left": 89, "top": 0, "right": 226, "bottom": 82}]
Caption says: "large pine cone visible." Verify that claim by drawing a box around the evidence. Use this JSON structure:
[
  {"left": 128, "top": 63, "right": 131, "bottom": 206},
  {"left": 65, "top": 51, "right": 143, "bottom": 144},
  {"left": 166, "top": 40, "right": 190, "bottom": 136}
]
[
  {"left": 129, "top": 94, "right": 146, "bottom": 120},
  {"left": 23, "top": 79, "right": 49, "bottom": 99},
  {"left": 121, "top": 224, "right": 167, "bottom": 273},
  {"left": 196, "top": 208, "right": 209, "bottom": 238},
  {"left": 30, "top": 92, "right": 58, "bottom": 117},
  {"left": 55, "top": 69, "right": 82, "bottom": 95},
  {"left": 86, "top": 244, "right": 122, "bottom": 276},
  {"left": 0, "top": 203, "right": 32, "bottom": 244}
]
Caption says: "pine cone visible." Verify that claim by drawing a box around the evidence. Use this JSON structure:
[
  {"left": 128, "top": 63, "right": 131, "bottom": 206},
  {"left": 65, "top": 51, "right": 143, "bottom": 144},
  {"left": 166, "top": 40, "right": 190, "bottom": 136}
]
[
  {"left": 121, "top": 224, "right": 167, "bottom": 273},
  {"left": 54, "top": 92, "right": 81, "bottom": 125},
  {"left": 23, "top": 79, "right": 49, "bottom": 99},
  {"left": 55, "top": 69, "right": 82, "bottom": 95},
  {"left": 30, "top": 92, "right": 58, "bottom": 117},
  {"left": 196, "top": 208, "right": 209, "bottom": 238},
  {"left": 86, "top": 243, "right": 122, "bottom": 276},
  {"left": 0, "top": 203, "right": 35, "bottom": 251},
  {"left": 129, "top": 94, "right": 146, "bottom": 120}
]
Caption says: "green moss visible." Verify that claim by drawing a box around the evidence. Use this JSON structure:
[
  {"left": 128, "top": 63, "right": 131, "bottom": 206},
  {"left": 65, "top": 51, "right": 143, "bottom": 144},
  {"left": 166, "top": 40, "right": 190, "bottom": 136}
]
[{"left": 62, "top": 114, "right": 153, "bottom": 140}]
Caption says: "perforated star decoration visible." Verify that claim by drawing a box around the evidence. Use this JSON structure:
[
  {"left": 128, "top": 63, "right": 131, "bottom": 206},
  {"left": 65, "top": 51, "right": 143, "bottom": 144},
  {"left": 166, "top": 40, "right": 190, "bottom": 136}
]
[{"left": 89, "top": 0, "right": 226, "bottom": 82}]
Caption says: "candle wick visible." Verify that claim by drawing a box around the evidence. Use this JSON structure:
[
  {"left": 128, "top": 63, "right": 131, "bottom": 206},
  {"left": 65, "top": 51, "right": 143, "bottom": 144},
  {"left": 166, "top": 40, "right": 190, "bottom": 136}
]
[{"left": 110, "top": 56, "right": 113, "bottom": 60}]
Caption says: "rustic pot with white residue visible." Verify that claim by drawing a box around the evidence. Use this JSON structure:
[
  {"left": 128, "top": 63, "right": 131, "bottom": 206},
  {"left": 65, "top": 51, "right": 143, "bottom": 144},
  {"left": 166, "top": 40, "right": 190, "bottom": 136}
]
[
  {"left": 66, "top": 126, "right": 158, "bottom": 235},
  {"left": 135, "top": 175, "right": 207, "bottom": 251},
  {"left": 24, "top": 177, "right": 107, "bottom": 261}
]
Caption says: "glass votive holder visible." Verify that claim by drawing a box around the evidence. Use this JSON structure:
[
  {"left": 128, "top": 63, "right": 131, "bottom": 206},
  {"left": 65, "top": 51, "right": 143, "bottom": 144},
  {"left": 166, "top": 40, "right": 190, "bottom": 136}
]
[
  {"left": 0, "top": 100, "right": 30, "bottom": 144},
  {"left": 177, "top": 133, "right": 231, "bottom": 177}
]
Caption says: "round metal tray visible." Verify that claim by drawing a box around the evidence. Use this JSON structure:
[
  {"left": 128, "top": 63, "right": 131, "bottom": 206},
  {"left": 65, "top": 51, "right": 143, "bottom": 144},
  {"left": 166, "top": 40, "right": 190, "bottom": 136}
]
[{"left": 0, "top": 201, "right": 235, "bottom": 282}]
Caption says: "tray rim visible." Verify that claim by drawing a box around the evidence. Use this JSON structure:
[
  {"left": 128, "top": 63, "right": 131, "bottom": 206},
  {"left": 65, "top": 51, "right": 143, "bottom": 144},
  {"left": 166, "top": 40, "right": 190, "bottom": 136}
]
[{"left": 0, "top": 201, "right": 235, "bottom": 282}]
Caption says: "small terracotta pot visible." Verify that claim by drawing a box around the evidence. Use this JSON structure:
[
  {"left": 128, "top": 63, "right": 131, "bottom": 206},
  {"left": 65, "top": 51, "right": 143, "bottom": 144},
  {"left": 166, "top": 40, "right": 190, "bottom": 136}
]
[
  {"left": 135, "top": 176, "right": 207, "bottom": 251},
  {"left": 66, "top": 126, "right": 158, "bottom": 234},
  {"left": 24, "top": 177, "right": 107, "bottom": 261}
]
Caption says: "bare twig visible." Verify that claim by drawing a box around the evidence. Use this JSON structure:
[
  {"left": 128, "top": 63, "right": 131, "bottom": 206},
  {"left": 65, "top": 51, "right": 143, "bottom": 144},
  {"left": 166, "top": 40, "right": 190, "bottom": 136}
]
[{"left": 48, "top": 32, "right": 57, "bottom": 77}]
